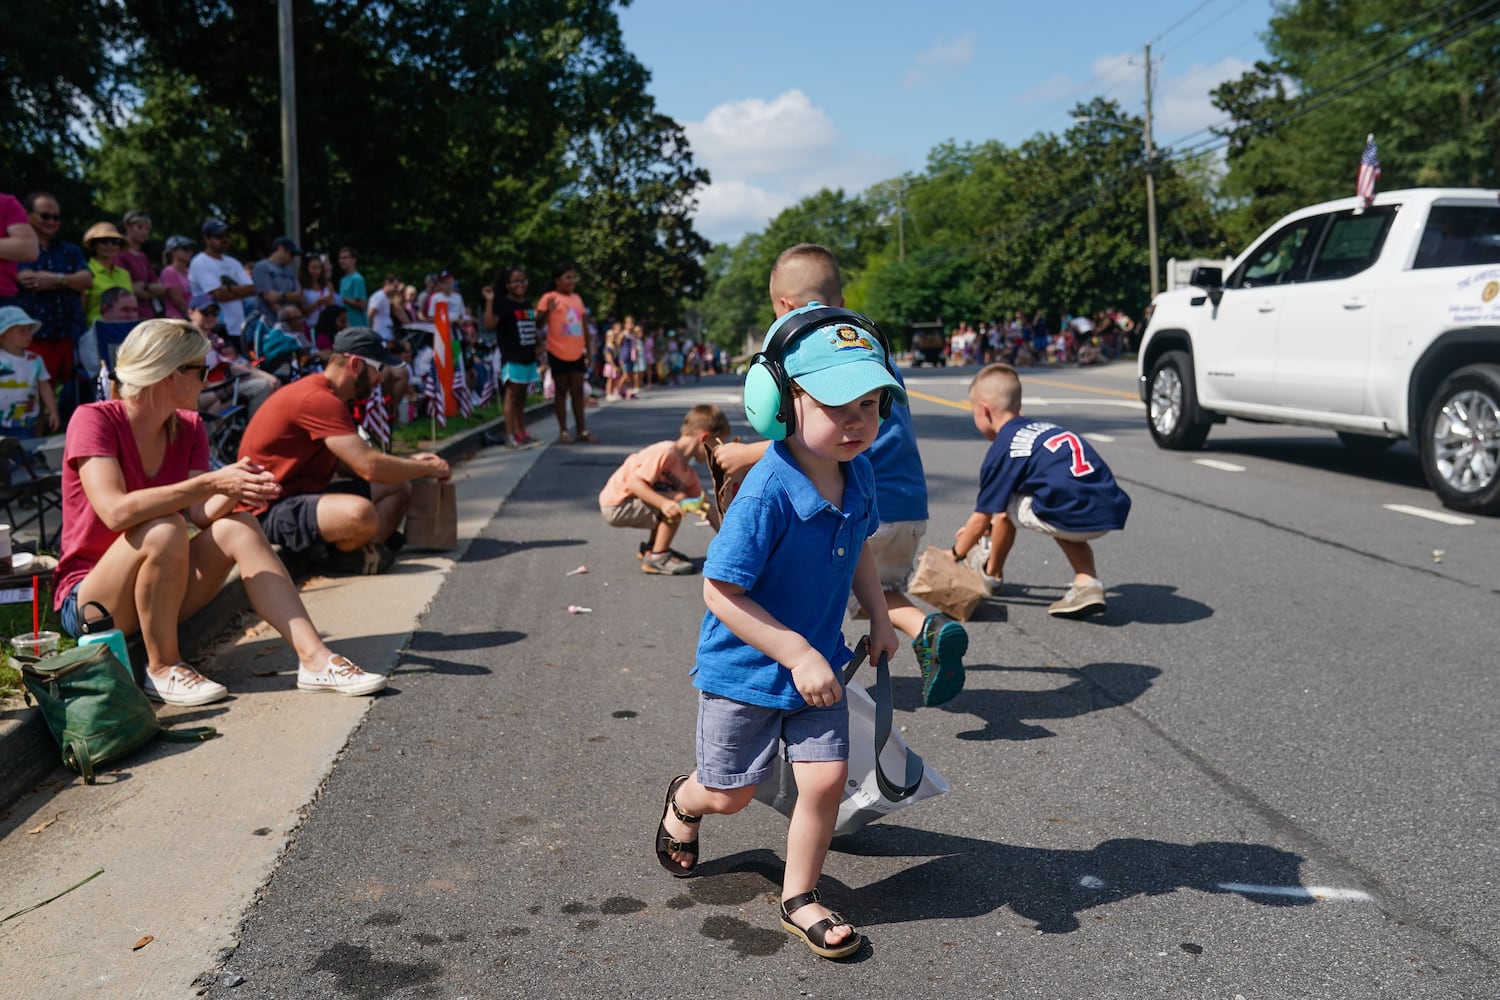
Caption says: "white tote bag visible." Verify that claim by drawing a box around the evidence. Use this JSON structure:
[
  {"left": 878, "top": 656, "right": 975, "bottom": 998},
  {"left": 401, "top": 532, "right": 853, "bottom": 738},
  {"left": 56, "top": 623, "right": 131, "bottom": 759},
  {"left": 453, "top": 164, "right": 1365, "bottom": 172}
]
[{"left": 754, "top": 639, "right": 949, "bottom": 837}]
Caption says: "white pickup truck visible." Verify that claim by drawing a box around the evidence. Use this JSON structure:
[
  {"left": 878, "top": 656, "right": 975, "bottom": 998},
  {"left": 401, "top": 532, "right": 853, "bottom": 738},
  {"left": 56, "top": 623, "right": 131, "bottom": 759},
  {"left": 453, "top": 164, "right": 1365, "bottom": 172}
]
[{"left": 1138, "top": 188, "right": 1500, "bottom": 515}]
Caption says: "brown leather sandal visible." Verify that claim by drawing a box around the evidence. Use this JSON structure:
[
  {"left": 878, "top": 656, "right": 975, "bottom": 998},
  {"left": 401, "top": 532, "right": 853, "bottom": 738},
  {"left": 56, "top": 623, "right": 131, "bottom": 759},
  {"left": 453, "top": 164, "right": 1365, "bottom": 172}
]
[
  {"left": 654, "top": 774, "right": 701, "bottom": 877},
  {"left": 780, "top": 888, "right": 862, "bottom": 959}
]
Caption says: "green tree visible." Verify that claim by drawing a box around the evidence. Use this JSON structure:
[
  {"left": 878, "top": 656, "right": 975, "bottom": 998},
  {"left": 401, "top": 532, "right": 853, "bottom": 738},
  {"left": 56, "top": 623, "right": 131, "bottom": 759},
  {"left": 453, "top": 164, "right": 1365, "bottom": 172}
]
[
  {"left": 1212, "top": 0, "right": 1500, "bottom": 245},
  {"left": 567, "top": 105, "right": 711, "bottom": 325},
  {"left": 1, "top": 2, "right": 132, "bottom": 217},
  {"left": 975, "top": 99, "right": 1223, "bottom": 321},
  {"left": 88, "top": 0, "right": 706, "bottom": 302},
  {"left": 695, "top": 188, "right": 886, "bottom": 352}
]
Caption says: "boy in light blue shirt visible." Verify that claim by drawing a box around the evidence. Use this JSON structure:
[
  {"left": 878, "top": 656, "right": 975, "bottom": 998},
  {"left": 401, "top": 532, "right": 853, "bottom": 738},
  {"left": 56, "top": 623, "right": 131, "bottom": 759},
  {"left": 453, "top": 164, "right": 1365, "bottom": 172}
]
[{"left": 654, "top": 305, "right": 903, "bottom": 961}]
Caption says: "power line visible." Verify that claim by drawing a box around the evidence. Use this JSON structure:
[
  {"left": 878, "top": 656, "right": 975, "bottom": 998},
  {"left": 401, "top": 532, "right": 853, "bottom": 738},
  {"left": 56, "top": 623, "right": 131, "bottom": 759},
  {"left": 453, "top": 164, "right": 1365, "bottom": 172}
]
[{"left": 1150, "top": 0, "right": 1221, "bottom": 46}]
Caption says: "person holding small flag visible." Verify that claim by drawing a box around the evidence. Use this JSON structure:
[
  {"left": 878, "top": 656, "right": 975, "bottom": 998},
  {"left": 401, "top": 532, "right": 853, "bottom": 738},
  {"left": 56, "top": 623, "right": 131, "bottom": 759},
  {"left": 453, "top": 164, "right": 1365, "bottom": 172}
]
[{"left": 237, "top": 327, "right": 449, "bottom": 575}]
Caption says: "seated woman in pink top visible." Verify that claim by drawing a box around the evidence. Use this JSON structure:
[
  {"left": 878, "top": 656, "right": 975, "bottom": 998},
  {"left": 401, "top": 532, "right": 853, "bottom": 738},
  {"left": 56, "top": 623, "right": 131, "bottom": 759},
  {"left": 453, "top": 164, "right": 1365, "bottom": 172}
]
[{"left": 54, "top": 318, "right": 386, "bottom": 706}]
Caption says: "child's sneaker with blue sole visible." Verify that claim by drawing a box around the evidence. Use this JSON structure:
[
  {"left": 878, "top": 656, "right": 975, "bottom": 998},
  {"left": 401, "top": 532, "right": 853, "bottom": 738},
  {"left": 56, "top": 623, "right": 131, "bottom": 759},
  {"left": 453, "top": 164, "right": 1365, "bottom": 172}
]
[{"left": 912, "top": 612, "right": 967, "bottom": 707}]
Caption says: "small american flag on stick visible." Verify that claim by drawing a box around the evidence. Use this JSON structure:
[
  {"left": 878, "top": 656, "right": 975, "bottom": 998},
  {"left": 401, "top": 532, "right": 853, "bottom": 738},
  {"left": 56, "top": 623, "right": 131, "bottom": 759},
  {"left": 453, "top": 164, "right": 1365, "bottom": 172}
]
[
  {"left": 1356, "top": 133, "right": 1381, "bottom": 211},
  {"left": 453, "top": 347, "right": 475, "bottom": 419},
  {"left": 361, "top": 381, "right": 391, "bottom": 450},
  {"left": 423, "top": 365, "right": 446, "bottom": 428}
]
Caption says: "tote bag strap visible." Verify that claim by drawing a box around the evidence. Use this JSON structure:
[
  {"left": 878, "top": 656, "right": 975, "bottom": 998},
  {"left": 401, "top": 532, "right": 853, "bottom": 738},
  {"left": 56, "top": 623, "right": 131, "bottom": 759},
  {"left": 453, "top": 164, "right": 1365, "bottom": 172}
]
[{"left": 842, "top": 637, "right": 925, "bottom": 801}]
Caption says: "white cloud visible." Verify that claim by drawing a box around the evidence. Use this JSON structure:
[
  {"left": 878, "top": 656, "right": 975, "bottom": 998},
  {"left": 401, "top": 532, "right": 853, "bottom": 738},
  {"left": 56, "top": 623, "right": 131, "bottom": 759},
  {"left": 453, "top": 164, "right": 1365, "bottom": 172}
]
[
  {"left": 691, "top": 180, "right": 796, "bottom": 245},
  {"left": 903, "top": 30, "right": 977, "bottom": 89},
  {"left": 1152, "top": 56, "right": 1253, "bottom": 141},
  {"left": 686, "top": 90, "right": 838, "bottom": 180},
  {"left": 684, "top": 91, "right": 906, "bottom": 245}
]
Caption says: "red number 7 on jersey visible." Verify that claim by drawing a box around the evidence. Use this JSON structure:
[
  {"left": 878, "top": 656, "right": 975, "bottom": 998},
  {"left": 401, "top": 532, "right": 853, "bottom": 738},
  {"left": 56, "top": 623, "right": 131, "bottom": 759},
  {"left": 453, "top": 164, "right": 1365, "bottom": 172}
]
[{"left": 1042, "top": 431, "right": 1096, "bottom": 477}]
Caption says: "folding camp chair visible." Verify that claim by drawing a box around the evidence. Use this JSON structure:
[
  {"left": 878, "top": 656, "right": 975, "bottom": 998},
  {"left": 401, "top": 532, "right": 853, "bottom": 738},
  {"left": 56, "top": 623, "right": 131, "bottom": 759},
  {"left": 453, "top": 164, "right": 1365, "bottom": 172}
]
[{"left": 0, "top": 436, "right": 62, "bottom": 551}]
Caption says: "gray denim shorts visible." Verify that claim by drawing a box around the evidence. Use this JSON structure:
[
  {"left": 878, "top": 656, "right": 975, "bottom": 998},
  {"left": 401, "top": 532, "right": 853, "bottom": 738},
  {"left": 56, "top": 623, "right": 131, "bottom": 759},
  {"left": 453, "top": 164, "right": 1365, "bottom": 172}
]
[{"left": 695, "top": 690, "right": 849, "bottom": 790}]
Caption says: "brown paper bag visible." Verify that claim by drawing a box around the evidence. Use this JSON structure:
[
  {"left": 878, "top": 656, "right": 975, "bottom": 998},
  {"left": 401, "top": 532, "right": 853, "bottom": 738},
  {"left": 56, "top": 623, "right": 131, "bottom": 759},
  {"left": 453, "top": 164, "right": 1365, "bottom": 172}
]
[
  {"left": 908, "top": 545, "right": 988, "bottom": 621},
  {"left": 404, "top": 478, "right": 457, "bottom": 550}
]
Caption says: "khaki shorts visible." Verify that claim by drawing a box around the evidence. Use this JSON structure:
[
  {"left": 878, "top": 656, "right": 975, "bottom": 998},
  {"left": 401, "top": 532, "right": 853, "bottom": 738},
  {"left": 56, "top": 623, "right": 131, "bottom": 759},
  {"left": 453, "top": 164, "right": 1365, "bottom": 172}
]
[
  {"left": 600, "top": 497, "right": 659, "bottom": 530},
  {"left": 847, "top": 519, "right": 926, "bottom": 616},
  {"left": 1008, "top": 495, "right": 1107, "bottom": 543}
]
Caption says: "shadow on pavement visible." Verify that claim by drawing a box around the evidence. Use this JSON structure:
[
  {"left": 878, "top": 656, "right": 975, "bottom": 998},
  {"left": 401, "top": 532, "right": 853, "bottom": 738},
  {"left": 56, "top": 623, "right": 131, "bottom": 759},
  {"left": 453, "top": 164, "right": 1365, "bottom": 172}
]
[
  {"left": 902, "top": 662, "right": 1160, "bottom": 740},
  {"left": 460, "top": 536, "right": 585, "bottom": 563},
  {"left": 834, "top": 825, "right": 1313, "bottom": 933},
  {"left": 680, "top": 831, "right": 1310, "bottom": 940},
  {"left": 1099, "top": 583, "right": 1213, "bottom": 626}
]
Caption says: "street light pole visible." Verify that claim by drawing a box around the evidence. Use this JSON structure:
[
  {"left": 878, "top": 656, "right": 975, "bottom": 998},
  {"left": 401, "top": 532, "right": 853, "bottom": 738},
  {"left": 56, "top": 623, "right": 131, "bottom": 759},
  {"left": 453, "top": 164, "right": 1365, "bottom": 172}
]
[
  {"left": 278, "top": 0, "right": 300, "bottom": 244},
  {"left": 1143, "top": 42, "right": 1159, "bottom": 300}
]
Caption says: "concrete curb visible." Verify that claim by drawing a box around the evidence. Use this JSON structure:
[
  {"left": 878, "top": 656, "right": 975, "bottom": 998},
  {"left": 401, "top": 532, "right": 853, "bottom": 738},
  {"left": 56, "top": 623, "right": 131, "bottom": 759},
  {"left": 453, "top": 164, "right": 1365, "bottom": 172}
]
[{"left": 0, "top": 404, "right": 532, "bottom": 812}]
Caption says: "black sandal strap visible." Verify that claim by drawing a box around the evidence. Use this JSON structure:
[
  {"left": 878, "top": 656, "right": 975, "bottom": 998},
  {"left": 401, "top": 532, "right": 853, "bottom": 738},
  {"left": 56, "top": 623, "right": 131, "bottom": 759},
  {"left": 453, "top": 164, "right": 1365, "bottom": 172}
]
[
  {"left": 670, "top": 794, "right": 702, "bottom": 825},
  {"left": 780, "top": 888, "right": 821, "bottom": 917}
]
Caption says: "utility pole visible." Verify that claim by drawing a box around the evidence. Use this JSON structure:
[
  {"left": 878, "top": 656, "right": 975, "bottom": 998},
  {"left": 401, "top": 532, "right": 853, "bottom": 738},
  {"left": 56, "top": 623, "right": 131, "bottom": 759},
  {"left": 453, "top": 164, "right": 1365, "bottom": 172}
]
[
  {"left": 1143, "top": 42, "right": 1160, "bottom": 300},
  {"left": 278, "top": 0, "right": 300, "bottom": 243},
  {"left": 896, "top": 183, "right": 906, "bottom": 265}
]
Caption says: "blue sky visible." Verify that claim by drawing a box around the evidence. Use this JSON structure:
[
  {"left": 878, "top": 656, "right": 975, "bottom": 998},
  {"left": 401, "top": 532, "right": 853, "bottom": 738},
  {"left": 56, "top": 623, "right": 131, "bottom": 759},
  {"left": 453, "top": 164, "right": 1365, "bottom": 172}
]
[{"left": 617, "top": 0, "right": 1278, "bottom": 244}]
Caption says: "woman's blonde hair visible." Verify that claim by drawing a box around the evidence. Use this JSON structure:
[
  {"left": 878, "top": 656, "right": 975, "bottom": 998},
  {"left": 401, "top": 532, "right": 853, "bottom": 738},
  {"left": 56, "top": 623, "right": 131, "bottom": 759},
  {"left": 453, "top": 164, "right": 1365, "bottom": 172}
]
[{"left": 114, "top": 318, "right": 209, "bottom": 400}]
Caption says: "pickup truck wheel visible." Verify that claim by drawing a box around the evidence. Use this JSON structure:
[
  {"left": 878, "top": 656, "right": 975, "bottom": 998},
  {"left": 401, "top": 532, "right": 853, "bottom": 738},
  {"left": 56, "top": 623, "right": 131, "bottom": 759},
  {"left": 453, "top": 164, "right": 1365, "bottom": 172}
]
[
  {"left": 1421, "top": 364, "right": 1500, "bottom": 515},
  {"left": 1147, "top": 350, "right": 1211, "bottom": 450},
  {"left": 1336, "top": 431, "right": 1397, "bottom": 454}
]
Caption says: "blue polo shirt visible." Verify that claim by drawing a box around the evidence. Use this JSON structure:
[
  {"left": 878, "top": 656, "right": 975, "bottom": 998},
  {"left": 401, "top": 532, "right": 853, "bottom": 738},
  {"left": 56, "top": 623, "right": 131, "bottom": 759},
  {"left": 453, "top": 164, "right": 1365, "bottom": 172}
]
[
  {"left": 977, "top": 416, "right": 1131, "bottom": 533},
  {"left": 694, "top": 441, "right": 879, "bottom": 710},
  {"left": 866, "top": 366, "right": 926, "bottom": 523}
]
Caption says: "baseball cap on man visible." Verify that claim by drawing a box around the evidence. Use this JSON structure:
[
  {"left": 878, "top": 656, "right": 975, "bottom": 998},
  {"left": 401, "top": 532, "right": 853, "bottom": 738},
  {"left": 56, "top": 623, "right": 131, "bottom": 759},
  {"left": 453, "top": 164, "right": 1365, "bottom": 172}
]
[
  {"left": 188, "top": 292, "right": 220, "bottom": 312},
  {"left": 272, "top": 236, "right": 302, "bottom": 256},
  {"left": 0, "top": 305, "right": 42, "bottom": 337},
  {"left": 769, "top": 304, "right": 906, "bottom": 408},
  {"left": 333, "top": 326, "right": 401, "bottom": 369},
  {"left": 165, "top": 234, "right": 195, "bottom": 253},
  {"left": 201, "top": 218, "right": 229, "bottom": 238}
]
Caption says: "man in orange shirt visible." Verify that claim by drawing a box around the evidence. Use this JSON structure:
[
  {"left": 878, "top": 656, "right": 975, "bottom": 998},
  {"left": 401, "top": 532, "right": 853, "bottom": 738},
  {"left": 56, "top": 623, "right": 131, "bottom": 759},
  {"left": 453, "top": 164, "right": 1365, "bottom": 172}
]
[{"left": 238, "top": 327, "right": 449, "bottom": 574}]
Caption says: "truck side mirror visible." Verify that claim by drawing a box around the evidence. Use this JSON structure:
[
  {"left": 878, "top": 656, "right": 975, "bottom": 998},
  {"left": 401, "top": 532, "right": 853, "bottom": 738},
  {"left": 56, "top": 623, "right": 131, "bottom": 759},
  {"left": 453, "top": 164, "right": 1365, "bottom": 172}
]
[
  {"left": 1189, "top": 266, "right": 1223, "bottom": 289},
  {"left": 1190, "top": 266, "right": 1224, "bottom": 308}
]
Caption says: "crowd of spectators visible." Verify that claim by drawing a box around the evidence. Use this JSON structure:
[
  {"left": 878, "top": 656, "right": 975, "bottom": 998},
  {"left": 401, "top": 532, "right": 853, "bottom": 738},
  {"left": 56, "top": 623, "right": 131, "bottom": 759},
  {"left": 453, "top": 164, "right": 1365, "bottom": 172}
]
[{"left": 940, "top": 308, "right": 1140, "bottom": 368}]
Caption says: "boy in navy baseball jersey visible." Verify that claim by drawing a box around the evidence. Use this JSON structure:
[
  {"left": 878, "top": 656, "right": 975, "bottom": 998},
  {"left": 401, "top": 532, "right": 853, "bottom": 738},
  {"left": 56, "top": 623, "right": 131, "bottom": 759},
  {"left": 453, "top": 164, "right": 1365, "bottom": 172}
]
[
  {"left": 654, "top": 305, "right": 903, "bottom": 960},
  {"left": 953, "top": 363, "right": 1131, "bottom": 618}
]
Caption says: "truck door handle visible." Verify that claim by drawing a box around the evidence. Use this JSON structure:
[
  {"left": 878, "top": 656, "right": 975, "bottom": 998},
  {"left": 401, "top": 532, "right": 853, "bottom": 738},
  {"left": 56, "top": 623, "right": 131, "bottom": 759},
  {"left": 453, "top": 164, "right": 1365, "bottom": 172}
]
[
  {"left": 1257, "top": 301, "right": 1276, "bottom": 313},
  {"left": 1342, "top": 297, "right": 1367, "bottom": 310}
]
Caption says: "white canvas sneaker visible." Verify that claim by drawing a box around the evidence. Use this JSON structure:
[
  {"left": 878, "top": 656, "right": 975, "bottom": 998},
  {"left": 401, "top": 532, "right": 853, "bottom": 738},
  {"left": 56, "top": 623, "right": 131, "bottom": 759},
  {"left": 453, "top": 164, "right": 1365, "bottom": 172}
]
[{"left": 296, "top": 654, "right": 388, "bottom": 696}]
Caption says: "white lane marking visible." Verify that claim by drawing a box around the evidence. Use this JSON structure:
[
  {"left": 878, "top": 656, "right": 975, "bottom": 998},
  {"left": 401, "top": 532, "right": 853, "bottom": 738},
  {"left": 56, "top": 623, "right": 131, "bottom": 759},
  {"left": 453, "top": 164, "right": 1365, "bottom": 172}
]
[
  {"left": 1382, "top": 504, "right": 1475, "bottom": 525},
  {"left": 1088, "top": 434, "right": 1116, "bottom": 443},
  {"left": 1193, "top": 458, "right": 1247, "bottom": 473},
  {"left": 1022, "top": 397, "right": 1143, "bottom": 409},
  {"left": 1218, "top": 882, "right": 1374, "bottom": 902}
]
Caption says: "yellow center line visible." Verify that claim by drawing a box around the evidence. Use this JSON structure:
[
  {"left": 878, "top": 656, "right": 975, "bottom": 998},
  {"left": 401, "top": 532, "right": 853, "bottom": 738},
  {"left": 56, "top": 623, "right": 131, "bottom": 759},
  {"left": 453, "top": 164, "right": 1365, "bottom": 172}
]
[
  {"left": 906, "top": 388, "right": 974, "bottom": 411},
  {"left": 907, "top": 375, "right": 1140, "bottom": 411}
]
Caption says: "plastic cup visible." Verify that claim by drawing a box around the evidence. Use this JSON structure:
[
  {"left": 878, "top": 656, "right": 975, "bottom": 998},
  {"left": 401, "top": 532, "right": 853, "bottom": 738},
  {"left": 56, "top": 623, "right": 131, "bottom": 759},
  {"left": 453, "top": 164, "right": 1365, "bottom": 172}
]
[{"left": 11, "top": 630, "right": 61, "bottom": 659}]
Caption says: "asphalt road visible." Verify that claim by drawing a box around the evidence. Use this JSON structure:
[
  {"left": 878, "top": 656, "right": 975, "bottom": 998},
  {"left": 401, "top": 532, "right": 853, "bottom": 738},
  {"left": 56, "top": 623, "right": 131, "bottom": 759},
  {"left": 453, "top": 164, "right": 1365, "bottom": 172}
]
[{"left": 203, "top": 364, "right": 1500, "bottom": 999}]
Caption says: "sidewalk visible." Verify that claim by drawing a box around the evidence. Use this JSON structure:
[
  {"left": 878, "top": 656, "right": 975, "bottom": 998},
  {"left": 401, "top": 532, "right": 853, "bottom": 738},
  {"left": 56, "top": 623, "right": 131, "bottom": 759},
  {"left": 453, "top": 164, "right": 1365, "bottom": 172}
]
[{"left": 0, "top": 399, "right": 580, "bottom": 995}]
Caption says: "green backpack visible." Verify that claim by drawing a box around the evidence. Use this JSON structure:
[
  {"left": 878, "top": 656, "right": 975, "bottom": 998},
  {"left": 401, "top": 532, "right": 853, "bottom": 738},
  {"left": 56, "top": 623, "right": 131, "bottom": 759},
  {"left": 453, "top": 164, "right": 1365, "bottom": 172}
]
[{"left": 19, "top": 644, "right": 218, "bottom": 783}]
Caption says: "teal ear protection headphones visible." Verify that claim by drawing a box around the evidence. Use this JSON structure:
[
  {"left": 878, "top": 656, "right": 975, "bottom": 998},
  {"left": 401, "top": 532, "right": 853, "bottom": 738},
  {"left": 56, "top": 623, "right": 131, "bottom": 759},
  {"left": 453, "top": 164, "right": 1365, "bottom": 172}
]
[{"left": 743, "top": 305, "right": 897, "bottom": 441}]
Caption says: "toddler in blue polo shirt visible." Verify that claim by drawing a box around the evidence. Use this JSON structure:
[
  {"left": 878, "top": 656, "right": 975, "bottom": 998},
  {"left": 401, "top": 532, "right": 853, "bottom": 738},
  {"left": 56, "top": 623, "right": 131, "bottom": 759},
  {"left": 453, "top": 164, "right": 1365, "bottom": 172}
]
[
  {"left": 953, "top": 362, "right": 1132, "bottom": 618},
  {"left": 653, "top": 305, "right": 903, "bottom": 961}
]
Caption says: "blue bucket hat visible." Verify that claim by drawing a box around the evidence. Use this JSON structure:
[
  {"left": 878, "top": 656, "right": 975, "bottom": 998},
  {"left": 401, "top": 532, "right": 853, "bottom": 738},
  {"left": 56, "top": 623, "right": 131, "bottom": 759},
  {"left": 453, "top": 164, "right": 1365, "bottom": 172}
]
[
  {"left": 771, "top": 304, "right": 906, "bottom": 408},
  {"left": 0, "top": 305, "right": 41, "bottom": 337}
]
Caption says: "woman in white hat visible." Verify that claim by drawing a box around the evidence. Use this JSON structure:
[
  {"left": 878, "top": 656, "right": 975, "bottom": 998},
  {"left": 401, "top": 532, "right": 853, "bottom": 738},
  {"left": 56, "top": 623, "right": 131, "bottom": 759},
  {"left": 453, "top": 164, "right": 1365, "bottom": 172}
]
[{"left": 82, "top": 222, "right": 133, "bottom": 324}]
